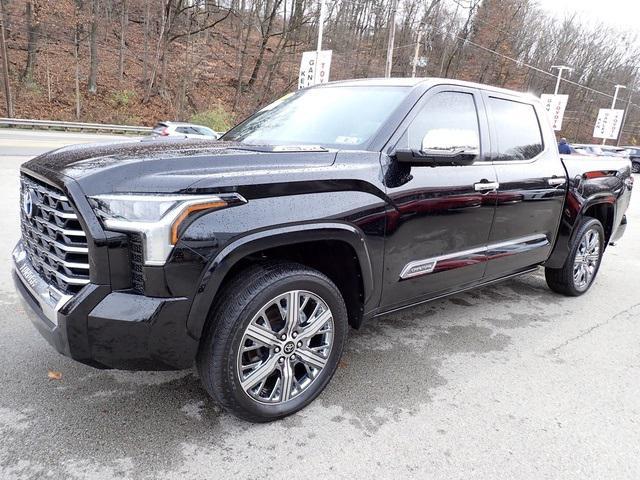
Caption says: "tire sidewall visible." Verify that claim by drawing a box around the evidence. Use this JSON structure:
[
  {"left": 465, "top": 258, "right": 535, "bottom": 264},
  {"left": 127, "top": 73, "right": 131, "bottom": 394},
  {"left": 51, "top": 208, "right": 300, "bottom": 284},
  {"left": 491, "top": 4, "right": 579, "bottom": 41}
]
[
  {"left": 215, "top": 271, "right": 347, "bottom": 421},
  {"left": 569, "top": 218, "right": 605, "bottom": 294}
]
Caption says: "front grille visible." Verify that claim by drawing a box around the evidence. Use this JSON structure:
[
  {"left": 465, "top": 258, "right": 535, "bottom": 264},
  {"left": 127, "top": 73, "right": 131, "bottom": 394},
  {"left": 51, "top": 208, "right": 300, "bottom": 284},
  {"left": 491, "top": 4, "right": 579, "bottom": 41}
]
[
  {"left": 20, "top": 175, "right": 90, "bottom": 294},
  {"left": 128, "top": 233, "right": 145, "bottom": 292}
]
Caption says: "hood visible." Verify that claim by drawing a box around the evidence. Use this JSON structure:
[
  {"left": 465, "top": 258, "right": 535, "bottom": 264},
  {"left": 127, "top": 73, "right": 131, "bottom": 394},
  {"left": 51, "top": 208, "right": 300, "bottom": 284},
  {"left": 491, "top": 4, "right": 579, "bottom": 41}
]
[{"left": 22, "top": 138, "right": 337, "bottom": 195}]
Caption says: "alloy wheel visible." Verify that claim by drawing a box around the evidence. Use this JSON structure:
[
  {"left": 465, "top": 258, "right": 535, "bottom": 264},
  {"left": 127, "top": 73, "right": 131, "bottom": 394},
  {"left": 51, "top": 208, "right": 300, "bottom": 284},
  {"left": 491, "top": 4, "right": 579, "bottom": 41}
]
[
  {"left": 236, "top": 290, "right": 334, "bottom": 404},
  {"left": 573, "top": 228, "right": 601, "bottom": 291}
]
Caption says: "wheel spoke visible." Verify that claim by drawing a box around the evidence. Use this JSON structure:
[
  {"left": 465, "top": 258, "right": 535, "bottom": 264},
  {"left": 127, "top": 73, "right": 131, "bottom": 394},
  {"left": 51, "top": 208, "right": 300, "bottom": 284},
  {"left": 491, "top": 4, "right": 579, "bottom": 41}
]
[
  {"left": 245, "top": 323, "right": 281, "bottom": 348},
  {"left": 268, "top": 377, "right": 281, "bottom": 401},
  {"left": 280, "top": 361, "right": 295, "bottom": 402},
  {"left": 240, "top": 354, "right": 279, "bottom": 390},
  {"left": 298, "top": 310, "right": 332, "bottom": 341},
  {"left": 285, "top": 291, "right": 300, "bottom": 336},
  {"left": 296, "top": 347, "right": 328, "bottom": 370},
  {"left": 587, "top": 253, "right": 600, "bottom": 262}
]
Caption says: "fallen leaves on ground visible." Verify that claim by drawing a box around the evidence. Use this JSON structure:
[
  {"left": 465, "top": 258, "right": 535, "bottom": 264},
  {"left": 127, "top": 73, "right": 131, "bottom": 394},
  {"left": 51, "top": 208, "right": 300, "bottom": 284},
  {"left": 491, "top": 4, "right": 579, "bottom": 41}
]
[{"left": 47, "top": 370, "right": 62, "bottom": 380}]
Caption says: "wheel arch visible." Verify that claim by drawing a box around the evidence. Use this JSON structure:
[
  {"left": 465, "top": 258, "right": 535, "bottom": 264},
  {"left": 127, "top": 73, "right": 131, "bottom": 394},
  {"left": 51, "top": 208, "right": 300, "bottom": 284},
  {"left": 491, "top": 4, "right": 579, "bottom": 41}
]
[
  {"left": 186, "top": 223, "right": 376, "bottom": 340},
  {"left": 546, "top": 195, "right": 616, "bottom": 269}
]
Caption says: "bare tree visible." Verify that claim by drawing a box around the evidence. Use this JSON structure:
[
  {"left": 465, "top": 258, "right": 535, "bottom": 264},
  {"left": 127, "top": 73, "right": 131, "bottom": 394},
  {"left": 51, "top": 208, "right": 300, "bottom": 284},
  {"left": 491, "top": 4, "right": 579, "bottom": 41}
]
[
  {"left": 118, "top": 0, "right": 128, "bottom": 82},
  {"left": 88, "top": 0, "right": 99, "bottom": 93},
  {"left": 23, "top": 0, "right": 43, "bottom": 81}
]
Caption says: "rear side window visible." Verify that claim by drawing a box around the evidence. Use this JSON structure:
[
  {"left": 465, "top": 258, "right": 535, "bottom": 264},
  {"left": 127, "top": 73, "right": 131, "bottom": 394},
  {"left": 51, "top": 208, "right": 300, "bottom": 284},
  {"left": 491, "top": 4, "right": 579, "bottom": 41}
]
[{"left": 489, "top": 97, "right": 543, "bottom": 161}]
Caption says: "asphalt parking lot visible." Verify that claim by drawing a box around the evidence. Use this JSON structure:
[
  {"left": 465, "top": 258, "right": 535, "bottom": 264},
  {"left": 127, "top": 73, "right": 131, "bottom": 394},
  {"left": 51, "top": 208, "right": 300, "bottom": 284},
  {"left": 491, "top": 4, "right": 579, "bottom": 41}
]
[{"left": 1, "top": 131, "right": 639, "bottom": 479}]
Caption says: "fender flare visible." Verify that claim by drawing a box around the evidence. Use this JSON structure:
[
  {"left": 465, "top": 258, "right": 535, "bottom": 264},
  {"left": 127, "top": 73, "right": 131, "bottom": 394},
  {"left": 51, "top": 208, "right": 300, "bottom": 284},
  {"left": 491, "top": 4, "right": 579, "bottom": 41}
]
[
  {"left": 571, "top": 194, "right": 617, "bottom": 243},
  {"left": 185, "top": 222, "right": 375, "bottom": 339},
  {"left": 545, "top": 194, "right": 616, "bottom": 269}
]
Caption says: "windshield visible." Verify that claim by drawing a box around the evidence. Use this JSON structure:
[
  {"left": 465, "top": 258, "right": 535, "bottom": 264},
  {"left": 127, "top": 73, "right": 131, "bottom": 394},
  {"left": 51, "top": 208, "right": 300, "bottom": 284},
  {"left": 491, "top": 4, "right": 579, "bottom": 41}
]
[{"left": 222, "top": 86, "right": 410, "bottom": 148}]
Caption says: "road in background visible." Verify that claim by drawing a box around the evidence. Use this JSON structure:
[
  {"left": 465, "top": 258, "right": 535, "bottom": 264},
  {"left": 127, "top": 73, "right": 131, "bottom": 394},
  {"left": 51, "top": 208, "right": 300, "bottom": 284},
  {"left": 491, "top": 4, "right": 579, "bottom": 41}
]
[
  {"left": 1, "top": 130, "right": 639, "bottom": 479},
  {"left": 0, "top": 129, "right": 137, "bottom": 157}
]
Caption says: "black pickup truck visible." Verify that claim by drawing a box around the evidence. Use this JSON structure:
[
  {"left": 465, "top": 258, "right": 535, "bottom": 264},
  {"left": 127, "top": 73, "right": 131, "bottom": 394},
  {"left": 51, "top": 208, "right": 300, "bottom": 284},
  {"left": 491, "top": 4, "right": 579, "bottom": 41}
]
[{"left": 13, "top": 78, "right": 632, "bottom": 422}]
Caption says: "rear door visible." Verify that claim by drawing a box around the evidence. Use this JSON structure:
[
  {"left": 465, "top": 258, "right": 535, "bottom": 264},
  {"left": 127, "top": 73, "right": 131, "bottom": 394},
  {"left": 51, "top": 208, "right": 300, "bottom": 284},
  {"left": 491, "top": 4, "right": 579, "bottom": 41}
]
[
  {"left": 481, "top": 92, "right": 566, "bottom": 280},
  {"left": 380, "top": 86, "right": 498, "bottom": 309}
]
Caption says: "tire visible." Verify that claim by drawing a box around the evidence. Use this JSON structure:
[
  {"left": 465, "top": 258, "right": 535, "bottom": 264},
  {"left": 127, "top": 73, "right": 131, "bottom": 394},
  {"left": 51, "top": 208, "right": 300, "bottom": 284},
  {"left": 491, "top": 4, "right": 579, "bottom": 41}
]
[
  {"left": 545, "top": 217, "right": 605, "bottom": 296},
  {"left": 196, "top": 262, "right": 348, "bottom": 422},
  {"left": 632, "top": 161, "right": 640, "bottom": 174}
]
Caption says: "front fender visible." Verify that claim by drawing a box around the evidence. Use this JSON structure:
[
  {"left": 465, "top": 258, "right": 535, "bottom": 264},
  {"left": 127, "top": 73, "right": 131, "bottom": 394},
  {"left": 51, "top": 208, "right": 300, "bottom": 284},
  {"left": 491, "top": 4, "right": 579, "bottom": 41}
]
[{"left": 185, "top": 222, "right": 375, "bottom": 340}]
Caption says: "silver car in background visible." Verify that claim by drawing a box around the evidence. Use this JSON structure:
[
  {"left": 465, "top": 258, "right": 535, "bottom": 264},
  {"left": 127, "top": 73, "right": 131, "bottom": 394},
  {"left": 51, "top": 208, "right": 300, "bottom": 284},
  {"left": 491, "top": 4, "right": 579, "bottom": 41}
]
[{"left": 152, "top": 121, "right": 221, "bottom": 139}]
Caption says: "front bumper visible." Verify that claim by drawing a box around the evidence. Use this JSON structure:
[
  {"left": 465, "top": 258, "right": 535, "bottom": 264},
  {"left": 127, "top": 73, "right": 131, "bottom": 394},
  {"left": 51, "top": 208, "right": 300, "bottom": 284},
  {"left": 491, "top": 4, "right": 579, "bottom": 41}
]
[{"left": 13, "top": 242, "right": 198, "bottom": 370}]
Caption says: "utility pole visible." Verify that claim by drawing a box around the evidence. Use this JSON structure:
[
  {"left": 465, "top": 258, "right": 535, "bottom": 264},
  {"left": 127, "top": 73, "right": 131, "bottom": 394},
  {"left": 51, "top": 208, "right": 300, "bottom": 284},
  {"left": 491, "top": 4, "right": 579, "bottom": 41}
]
[
  {"left": 603, "top": 84, "right": 625, "bottom": 146},
  {"left": 411, "top": 27, "right": 424, "bottom": 78},
  {"left": 0, "top": 6, "right": 13, "bottom": 118},
  {"left": 316, "top": 0, "right": 325, "bottom": 55},
  {"left": 550, "top": 65, "right": 572, "bottom": 95},
  {"left": 617, "top": 91, "right": 633, "bottom": 147},
  {"left": 385, "top": 0, "right": 398, "bottom": 78},
  {"left": 312, "top": 0, "right": 325, "bottom": 86}
]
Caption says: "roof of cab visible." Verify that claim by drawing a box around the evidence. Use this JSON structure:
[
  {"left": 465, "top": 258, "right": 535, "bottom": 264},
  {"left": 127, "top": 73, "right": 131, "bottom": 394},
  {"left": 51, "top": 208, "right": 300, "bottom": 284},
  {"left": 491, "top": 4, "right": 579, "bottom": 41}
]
[{"left": 318, "top": 77, "right": 540, "bottom": 103}]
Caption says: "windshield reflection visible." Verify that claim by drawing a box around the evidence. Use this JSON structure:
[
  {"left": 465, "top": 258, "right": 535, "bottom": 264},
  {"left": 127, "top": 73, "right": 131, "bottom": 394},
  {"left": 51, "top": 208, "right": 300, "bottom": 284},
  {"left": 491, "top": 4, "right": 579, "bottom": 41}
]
[{"left": 222, "top": 86, "right": 410, "bottom": 149}]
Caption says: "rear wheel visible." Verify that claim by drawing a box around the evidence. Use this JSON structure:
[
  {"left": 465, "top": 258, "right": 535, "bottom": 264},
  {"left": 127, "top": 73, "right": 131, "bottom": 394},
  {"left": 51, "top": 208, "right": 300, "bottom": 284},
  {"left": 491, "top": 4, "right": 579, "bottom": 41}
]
[
  {"left": 197, "top": 262, "right": 348, "bottom": 422},
  {"left": 632, "top": 161, "right": 640, "bottom": 174},
  {"left": 545, "top": 217, "right": 604, "bottom": 296}
]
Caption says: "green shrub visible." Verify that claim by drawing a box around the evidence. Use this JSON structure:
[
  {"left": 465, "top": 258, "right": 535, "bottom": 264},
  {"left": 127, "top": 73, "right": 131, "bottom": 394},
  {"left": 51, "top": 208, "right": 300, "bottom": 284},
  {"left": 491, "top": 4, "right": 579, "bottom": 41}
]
[
  {"left": 190, "top": 106, "right": 233, "bottom": 133},
  {"left": 111, "top": 90, "right": 136, "bottom": 107}
]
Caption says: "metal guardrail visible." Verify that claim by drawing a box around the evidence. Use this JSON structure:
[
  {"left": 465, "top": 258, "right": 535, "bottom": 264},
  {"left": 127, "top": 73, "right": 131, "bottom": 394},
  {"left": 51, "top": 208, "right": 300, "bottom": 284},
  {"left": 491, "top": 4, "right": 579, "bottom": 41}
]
[{"left": 0, "top": 118, "right": 152, "bottom": 135}]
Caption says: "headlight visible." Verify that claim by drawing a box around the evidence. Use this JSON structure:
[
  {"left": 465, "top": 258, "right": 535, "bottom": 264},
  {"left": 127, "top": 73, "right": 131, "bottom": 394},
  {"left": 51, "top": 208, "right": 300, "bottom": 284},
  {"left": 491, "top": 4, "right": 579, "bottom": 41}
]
[{"left": 88, "top": 193, "right": 246, "bottom": 265}]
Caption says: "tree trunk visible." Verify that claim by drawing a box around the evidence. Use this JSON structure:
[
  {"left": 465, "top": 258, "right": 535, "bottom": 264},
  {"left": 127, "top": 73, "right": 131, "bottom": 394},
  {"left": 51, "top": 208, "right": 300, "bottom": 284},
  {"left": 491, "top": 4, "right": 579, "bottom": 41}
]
[
  {"left": 23, "top": 0, "right": 41, "bottom": 82},
  {"left": 88, "top": 0, "right": 98, "bottom": 94},
  {"left": 143, "top": 0, "right": 150, "bottom": 84},
  {"left": 0, "top": 2, "right": 13, "bottom": 117},
  {"left": 144, "top": 0, "right": 170, "bottom": 103},
  {"left": 247, "top": 0, "right": 282, "bottom": 90},
  {"left": 119, "top": 0, "right": 128, "bottom": 82},
  {"left": 73, "top": 0, "right": 83, "bottom": 120},
  {"left": 74, "top": 21, "right": 81, "bottom": 119}
]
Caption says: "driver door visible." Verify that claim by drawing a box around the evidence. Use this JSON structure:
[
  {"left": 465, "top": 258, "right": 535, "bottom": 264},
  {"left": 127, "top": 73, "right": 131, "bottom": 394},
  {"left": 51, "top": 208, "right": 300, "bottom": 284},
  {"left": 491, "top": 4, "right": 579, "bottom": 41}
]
[{"left": 380, "top": 86, "right": 497, "bottom": 310}]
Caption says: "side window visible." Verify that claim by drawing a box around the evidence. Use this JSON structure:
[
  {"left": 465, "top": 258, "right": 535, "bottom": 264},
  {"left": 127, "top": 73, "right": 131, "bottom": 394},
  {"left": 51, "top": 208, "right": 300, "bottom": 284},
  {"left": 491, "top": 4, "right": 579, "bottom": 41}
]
[
  {"left": 405, "top": 91, "right": 480, "bottom": 154},
  {"left": 176, "top": 127, "right": 189, "bottom": 134},
  {"left": 489, "top": 97, "right": 543, "bottom": 160}
]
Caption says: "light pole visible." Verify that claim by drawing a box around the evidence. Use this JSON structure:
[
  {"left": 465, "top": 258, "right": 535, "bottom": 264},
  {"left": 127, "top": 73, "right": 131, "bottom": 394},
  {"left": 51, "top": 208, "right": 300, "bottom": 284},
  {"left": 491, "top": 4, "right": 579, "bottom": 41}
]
[
  {"left": 385, "top": 0, "right": 399, "bottom": 78},
  {"left": 617, "top": 91, "right": 633, "bottom": 147},
  {"left": 602, "top": 84, "right": 625, "bottom": 146},
  {"left": 550, "top": 65, "right": 572, "bottom": 95}
]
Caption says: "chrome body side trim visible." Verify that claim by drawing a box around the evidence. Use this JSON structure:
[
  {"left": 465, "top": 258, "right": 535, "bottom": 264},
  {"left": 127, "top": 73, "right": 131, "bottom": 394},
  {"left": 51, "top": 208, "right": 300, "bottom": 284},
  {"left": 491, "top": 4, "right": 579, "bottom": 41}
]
[
  {"left": 12, "top": 242, "right": 73, "bottom": 326},
  {"left": 399, "top": 234, "right": 549, "bottom": 280}
]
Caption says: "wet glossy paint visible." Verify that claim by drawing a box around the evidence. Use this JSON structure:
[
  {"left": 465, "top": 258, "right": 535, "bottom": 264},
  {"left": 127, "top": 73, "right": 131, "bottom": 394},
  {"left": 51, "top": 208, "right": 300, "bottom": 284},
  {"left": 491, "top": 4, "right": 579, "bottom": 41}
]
[{"left": 14, "top": 78, "right": 633, "bottom": 370}]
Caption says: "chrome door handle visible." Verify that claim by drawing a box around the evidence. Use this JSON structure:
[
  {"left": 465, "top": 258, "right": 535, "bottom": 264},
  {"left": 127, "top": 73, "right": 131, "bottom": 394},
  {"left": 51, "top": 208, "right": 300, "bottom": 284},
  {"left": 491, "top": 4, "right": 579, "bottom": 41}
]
[
  {"left": 474, "top": 182, "right": 499, "bottom": 191},
  {"left": 547, "top": 177, "right": 566, "bottom": 186}
]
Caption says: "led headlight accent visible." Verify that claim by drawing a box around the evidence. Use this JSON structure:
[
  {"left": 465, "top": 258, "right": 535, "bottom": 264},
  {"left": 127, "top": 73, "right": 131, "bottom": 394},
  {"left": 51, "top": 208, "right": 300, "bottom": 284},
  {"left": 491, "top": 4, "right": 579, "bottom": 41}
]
[{"left": 89, "top": 193, "right": 246, "bottom": 266}]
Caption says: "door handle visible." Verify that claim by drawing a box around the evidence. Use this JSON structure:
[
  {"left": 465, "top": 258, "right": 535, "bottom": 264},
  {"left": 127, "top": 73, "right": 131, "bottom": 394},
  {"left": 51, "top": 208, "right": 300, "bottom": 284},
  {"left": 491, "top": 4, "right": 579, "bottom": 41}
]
[
  {"left": 547, "top": 177, "right": 566, "bottom": 186},
  {"left": 474, "top": 181, "right": 499, "bottom": 191}
]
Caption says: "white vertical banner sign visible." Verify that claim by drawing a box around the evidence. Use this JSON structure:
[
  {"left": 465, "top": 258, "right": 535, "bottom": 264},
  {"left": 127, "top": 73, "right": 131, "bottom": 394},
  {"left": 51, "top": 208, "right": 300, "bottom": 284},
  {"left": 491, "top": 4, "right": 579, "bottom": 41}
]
[
  {"left": 593, "top": 109, "right": 625, "bottom": 140},
  {"left": 540, "top": 94, "right": 569, "bottom": 131},
  {"left": 298, "top": 50, "right": 332, "bottom": 89}
]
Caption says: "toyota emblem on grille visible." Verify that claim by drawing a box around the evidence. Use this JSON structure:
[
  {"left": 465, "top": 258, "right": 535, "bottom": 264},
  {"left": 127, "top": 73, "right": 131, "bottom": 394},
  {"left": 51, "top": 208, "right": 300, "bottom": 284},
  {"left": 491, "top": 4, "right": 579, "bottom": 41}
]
[{"left": 22, "top": 188, "right": 36, "bottom": 219}]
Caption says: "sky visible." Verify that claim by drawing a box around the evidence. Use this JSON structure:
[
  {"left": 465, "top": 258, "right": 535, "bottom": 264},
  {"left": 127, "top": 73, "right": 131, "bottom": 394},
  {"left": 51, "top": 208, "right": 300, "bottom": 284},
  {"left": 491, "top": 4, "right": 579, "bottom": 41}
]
[{"left": 536, "top": 0, "right": 640, "bottom": 31}]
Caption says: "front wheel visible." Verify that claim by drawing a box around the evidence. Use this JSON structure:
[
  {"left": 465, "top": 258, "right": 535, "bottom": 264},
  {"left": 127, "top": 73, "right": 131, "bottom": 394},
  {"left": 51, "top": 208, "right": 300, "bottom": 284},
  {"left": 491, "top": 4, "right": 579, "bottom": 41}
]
[
  {"left": 545, "top": 217, "right": 604, "bottom": 296},
  {"left": 197, "top": 262, "right": 348, "bottom": 422}
]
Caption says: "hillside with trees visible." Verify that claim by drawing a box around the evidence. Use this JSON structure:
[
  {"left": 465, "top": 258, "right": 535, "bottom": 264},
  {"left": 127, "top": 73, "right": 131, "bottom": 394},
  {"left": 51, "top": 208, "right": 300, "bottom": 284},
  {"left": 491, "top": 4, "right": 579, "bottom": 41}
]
[{"left": 0, "top": 0, "right": 638, "bottom": 143}]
